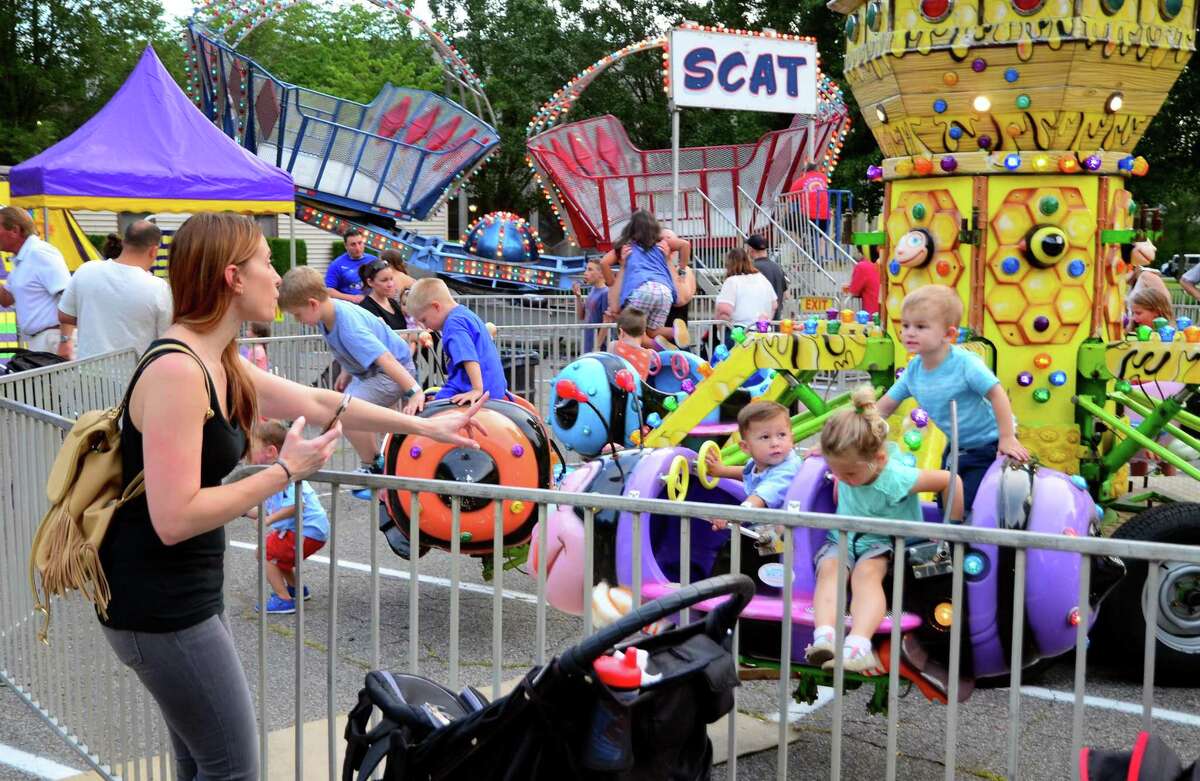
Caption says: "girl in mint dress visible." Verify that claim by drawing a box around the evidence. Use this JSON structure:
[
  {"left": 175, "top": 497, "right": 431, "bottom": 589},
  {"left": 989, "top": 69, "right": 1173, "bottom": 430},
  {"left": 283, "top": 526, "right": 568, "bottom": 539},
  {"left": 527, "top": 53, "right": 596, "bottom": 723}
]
[{"left": 805, "top": 386, "right": 964, "bottom": 673}]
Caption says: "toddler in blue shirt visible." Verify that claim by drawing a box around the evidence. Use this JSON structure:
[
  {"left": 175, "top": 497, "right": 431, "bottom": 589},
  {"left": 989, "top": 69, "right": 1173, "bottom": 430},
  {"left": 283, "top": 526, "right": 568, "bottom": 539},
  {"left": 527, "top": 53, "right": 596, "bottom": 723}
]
[
  {"left": 245, "top": 420, "right": 331, "bottom": 615},
  {"left": 705, "top": 401, "right": 802, "bottom": 541},
  {"left": 406, "top": 277, "right": 507, "bottom": 405},
  {"left": 875, "top": 285, "right": 1029, "bottom": 510}
]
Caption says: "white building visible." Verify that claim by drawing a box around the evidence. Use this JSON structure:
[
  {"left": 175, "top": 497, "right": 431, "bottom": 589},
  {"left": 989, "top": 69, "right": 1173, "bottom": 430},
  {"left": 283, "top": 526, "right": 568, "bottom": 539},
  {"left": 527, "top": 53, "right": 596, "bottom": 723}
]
[{"left": 72, "top": 208, "right": 449, "bottom": 275}]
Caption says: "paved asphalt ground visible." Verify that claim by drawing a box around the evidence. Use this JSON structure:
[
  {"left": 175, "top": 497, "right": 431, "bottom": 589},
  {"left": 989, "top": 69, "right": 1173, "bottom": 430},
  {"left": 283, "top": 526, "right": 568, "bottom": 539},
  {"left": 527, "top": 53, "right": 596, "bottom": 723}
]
[{"left": 3, "top": 472, "right": 1199, "bottom": 780}]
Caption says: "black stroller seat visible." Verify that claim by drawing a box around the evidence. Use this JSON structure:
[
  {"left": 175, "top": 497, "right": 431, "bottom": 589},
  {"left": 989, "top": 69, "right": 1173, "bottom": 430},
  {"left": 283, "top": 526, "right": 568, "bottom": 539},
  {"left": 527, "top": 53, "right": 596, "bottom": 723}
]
[{"left": 344, "top": 574, "right": 754, "bottom": 781}]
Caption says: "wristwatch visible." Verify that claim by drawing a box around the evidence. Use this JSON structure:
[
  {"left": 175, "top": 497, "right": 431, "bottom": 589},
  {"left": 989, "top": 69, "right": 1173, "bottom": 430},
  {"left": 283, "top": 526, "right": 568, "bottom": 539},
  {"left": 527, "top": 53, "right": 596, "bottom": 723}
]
[
  {"left": 402, "top": 386, "right": 420, "bottom": 400},
  {"left": 58, "top": 334, "right": 71, "bottom": 344}
]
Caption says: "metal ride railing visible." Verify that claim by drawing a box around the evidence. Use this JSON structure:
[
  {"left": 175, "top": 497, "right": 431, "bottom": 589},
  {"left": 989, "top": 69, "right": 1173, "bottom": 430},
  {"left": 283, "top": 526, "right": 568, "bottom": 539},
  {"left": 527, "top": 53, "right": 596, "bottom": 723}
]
[
  {"left": 4, "top": 390, "right": 1200, "bottom": 780},
  {"left": 243, "top": 318, "right": 736, "bottom": 470},
  {"left": 0, "top": 347, "right": 138, "bottom": 419},
  {"left": 738, "top": 187, "right": 845, "bottom": 305},
  {"left": 262, "top": 294, "right": 723, "bottom": 336},
  {"left": 692, "top": 189, "right": 750, "bottom": 295},
  {"left": 769, "top": 189, "right": 860, "bottom": 275},
  {"left": 0, "top": 401, "right": 175, "bottom": 781}
]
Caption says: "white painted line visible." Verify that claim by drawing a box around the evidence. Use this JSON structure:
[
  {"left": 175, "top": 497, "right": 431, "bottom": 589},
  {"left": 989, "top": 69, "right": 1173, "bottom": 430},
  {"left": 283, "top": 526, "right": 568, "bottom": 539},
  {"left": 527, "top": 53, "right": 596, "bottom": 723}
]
[
  {"left": 227, "top": 540, "right": 541, "bottom": 605},
  {"left": 765, "top": 686, "right": 835, "bottom": 723},
  {"left": 1021, "top": 686, "right": 1200, "bottom": 727},
  {"left": 0, "top": 743, "right": 80, "bottom": 780}
]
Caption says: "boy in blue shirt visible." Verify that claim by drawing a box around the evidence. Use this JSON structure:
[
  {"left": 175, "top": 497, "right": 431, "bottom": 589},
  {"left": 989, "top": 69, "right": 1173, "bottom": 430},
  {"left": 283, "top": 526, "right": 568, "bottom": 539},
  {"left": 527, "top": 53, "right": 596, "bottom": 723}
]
[
  {"left": 876, "top": 285, "right": 1029, "bottom": 510},
  {"left": 573, "top": 259, "right": 609, "bottom": 353},
  {"left": 705, "top": 401, "right": 802, "bottom": 548},
  {"left": 406, "top": 278, "right": 507, "bottom": 404},
  {"left": 246, "top": 420, "right": 332, "bottom": 614},
  {"left": 279, "top": 267, "right": 423, "bottom": 493}
]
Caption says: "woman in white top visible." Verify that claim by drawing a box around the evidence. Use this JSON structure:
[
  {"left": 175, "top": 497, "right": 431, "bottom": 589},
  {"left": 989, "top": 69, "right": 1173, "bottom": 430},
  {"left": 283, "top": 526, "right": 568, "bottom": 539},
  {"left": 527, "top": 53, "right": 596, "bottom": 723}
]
[{"left": 716, "top": 248, "right": 778, "bottom": 334}]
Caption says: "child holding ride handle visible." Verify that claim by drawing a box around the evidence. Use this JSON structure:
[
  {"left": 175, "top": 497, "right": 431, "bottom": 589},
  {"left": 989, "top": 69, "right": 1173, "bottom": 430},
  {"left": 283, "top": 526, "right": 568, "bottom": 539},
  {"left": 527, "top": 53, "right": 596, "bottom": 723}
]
[
  {"left": 705, "top": 401, "right": 802, "bottom": 550},
  {"left": 808, "top": 386, "right": 964, "bottom": 673},
  {"left": 875, "top": 285, "right": 1029, "bottom": 510}
]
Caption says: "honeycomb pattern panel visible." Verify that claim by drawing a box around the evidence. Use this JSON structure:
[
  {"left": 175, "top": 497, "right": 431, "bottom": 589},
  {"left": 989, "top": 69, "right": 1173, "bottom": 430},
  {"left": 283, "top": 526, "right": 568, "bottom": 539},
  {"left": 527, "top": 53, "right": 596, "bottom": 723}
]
[{"left": 985, "top": 185, "right": 1094, "bottom": 347}]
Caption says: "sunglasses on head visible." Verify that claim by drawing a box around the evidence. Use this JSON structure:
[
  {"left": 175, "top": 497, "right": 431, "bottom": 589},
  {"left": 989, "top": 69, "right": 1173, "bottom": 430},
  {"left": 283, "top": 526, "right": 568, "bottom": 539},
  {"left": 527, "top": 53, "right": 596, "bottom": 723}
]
[{"left": 363, "top": 259, "right": 391, "bottom": 278}]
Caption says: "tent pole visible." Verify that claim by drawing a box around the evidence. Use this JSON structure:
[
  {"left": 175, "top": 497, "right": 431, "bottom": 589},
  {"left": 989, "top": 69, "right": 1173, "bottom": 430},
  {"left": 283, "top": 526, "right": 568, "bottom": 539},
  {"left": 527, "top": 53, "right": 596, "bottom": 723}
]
[{"left": 289, "top": 209, "right": 296, "bottom": 271}]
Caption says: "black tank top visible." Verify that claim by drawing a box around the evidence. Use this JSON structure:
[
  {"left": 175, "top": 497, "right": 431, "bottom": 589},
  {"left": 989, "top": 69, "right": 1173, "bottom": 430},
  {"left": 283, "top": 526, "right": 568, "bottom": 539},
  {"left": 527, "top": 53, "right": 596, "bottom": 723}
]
[
  {"left": 359, "top": 295, "right": 406, "bottom": 331},
  {"left": 99, "top": 339, "right": 247, "bottom": 632}
]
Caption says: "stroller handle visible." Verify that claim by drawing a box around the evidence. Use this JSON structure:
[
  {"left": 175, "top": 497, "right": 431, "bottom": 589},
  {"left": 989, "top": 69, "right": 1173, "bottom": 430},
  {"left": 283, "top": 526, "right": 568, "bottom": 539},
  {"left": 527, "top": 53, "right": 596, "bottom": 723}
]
[{"left": 559, "top": 574, "right": 755, "bottom": 676}]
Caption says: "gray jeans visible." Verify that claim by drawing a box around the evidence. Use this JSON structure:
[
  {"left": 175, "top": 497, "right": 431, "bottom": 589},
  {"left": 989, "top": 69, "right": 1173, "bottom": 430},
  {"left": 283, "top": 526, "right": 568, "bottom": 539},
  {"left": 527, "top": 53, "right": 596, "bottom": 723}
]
[{"left": 102, "top": 614, "right": 258, "bottom": 780}]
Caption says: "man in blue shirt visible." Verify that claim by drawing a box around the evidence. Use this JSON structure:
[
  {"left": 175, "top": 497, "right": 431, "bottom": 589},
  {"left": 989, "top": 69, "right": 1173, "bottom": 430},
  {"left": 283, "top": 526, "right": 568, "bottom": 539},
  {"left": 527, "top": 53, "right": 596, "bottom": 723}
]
[
  {"left": 406, "top": 277, "right": 507, "bottom": 404},
  {"left": 324, "top": 228, "right": 379, "bottom": 302}
]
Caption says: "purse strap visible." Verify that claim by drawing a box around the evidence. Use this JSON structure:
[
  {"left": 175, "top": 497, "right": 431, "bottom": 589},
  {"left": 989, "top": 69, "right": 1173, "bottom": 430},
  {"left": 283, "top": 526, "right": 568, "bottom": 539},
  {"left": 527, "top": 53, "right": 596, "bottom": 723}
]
[
  {"left": 117, "top": 342, "right": 218, "bottom": 506},
  {"left": 120, "top": 341, "right": 215, "bottom": 418}
]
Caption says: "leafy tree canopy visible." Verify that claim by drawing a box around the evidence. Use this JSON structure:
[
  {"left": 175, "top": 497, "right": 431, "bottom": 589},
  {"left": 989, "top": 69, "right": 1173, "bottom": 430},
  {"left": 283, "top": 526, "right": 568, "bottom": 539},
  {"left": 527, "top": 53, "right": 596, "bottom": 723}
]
[
  {"left": 5, "top": 0, "right": 1198, "bottom": 243},
  {"left": 0, "top": 0, "right": 174, "bottom": 163},
  {"left": 236, "top": 2, "right": 443, "bottom": 102}
]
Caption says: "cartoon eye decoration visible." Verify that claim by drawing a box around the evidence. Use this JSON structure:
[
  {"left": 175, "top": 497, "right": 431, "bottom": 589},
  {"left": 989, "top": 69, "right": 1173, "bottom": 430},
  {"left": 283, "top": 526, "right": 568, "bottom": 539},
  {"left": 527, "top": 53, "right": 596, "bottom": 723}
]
[
  {"left": 895, "top": 228, "right": 935, "bottom": 268},
  {"left": 1024, "top": 225, "right": 1068, "bottom": 268}
]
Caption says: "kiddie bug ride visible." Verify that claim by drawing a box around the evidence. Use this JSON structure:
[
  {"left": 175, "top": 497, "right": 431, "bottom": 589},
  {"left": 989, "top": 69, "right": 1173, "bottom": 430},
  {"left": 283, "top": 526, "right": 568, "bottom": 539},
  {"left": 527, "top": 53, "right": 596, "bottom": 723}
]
[
  {"left": 536, "top": 7, "right": 1200, "bottom": 699},
  {"left": 826, "top": 0, "right": 1200, "bottom": 684}
]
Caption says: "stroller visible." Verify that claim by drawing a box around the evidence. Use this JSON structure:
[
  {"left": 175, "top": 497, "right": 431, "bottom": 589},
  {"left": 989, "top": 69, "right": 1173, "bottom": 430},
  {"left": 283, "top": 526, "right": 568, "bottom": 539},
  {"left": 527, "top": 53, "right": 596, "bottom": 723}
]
[{"left": 344, "top": 574, "right": 753, "bottom": 780}]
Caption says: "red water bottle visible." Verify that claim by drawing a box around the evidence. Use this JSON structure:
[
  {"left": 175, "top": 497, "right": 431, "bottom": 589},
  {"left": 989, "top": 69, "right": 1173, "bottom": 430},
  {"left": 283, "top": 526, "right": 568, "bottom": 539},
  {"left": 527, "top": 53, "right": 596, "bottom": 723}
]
[{"left": 584, "top": 648, "right": 641, "bottom": 770}]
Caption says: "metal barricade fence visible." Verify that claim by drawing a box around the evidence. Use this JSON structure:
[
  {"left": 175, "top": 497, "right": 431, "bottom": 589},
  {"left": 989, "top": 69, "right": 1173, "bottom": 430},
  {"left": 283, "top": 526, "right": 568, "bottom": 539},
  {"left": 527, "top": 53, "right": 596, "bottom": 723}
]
[
  {"left": 0, "top": 401, "right": 176, "bottom": 781},
  {"left": 242, "top": 318, "right": 737, "bottom": 461},
  {"left": 0, "top": 348, "right": 139, "bottom": 419},
  {"left": 4, "top": 392, "right": 1200, "bottom": 780},
  {"left": 259, "top": 294, "right": 723, "bottom": 336}
]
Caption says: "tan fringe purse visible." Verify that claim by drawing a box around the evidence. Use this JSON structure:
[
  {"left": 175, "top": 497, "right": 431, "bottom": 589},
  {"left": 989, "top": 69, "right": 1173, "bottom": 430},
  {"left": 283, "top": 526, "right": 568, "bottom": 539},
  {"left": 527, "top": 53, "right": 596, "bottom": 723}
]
[{"left": 29, "top": 343, "right": 212, "bottom": 643}]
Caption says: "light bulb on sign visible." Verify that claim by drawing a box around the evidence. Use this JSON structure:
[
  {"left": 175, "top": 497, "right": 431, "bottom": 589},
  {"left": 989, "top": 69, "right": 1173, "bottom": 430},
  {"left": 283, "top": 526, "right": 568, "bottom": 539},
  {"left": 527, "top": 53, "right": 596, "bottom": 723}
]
[{"left": 973, "top": 95, "right": 991, "bottom": 112}]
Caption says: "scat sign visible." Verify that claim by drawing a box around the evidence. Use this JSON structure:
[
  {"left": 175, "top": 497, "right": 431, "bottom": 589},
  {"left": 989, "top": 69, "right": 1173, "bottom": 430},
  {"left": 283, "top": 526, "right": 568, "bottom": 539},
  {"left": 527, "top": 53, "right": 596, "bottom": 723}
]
[
  {"left": 669, "top": 28, "right": 818, "bottom": 115},
  {"left": 894, "top": 228, "right": 934, "bottom": 269}
]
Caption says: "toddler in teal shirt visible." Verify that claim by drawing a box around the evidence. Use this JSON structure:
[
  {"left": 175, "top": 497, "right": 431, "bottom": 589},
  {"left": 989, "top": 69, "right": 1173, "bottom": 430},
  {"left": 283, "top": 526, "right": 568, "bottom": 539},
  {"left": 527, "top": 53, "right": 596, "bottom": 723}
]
[{"left": 806, "top": 386, "right": 963, "bottom": 673}]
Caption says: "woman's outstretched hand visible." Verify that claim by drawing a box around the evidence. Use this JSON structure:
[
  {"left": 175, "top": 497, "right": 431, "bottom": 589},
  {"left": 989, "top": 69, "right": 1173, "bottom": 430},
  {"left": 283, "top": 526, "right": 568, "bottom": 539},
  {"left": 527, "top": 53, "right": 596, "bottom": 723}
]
[
  {"left": 424, "top": 392, "right": 488, "bottom": 448},
  {"left": 277, "top": 417, "right": 341, "bottom": 478}
]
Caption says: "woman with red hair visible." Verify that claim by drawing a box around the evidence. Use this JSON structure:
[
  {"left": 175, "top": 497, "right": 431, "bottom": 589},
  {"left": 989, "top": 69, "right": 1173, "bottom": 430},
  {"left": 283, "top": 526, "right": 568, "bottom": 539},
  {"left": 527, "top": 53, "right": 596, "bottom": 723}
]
[{"left": 98, "top": 212, "right": 483, "bottom": 780}]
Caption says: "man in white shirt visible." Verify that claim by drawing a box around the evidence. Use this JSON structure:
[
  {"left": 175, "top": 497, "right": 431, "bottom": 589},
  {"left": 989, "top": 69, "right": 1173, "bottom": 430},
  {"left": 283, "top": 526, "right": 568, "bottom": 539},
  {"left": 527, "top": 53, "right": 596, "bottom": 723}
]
[
  {"left": 1178, "top": 255, "right": 1200, "bottom": 303},
  {"left": 58, "top": 220, "right": 172, "bottom": 360},
  {"left": 0, "top": 207, "right": 72, "bottom": 354}
]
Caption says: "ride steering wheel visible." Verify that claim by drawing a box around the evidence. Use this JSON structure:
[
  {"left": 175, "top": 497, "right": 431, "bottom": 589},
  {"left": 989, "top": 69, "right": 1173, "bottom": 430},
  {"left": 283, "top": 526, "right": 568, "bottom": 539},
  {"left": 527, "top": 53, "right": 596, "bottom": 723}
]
[
  {"left": 696, "top": 440, "right": 721, "bottom": 489},
  {"left": 664, "top": 454, "right": 691, "bottom": 501}
]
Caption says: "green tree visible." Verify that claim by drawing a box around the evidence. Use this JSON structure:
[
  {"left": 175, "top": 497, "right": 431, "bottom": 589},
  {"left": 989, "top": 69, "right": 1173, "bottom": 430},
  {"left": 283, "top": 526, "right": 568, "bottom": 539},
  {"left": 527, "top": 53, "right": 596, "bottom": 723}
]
[
  {"left": 0, "top": 0, "right": 172, "bottom": 164},
  {"left": 235, "top": 2, "right": 443, "bottom": 104},
  {"left": 1129, "top": 63, "right": 1200, "bottom": 259}
]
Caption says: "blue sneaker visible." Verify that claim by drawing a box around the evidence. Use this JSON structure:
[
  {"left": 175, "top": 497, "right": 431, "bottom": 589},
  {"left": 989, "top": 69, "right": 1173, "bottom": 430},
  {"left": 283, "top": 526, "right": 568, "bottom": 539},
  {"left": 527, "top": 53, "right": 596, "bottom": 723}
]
[
  {"left": 351, "top": 458, "right": 384, "bottom": 501},
  {"left": 255, "top": 594, "right": 296, "bottom": 614},
  {"left": 286, "top": 585, "right": 312, "bottom": 601}
]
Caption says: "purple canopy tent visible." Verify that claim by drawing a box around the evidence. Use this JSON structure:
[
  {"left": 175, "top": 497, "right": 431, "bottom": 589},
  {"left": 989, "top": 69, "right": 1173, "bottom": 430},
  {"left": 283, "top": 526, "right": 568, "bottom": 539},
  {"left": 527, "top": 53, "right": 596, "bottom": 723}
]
[{"left": 9, "top": 45, "right": 293, "bottom": 214}]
